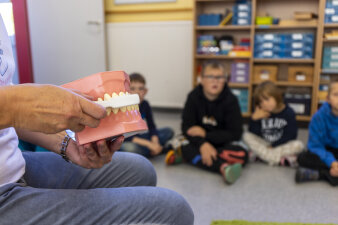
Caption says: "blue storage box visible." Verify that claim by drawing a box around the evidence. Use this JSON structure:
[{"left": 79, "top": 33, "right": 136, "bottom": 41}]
[
  {"left": 198, "top": 14, "right": 222, "bottom": 26},
  {"left": 232, "top": 16, "right": 251, "bottom": 25}
]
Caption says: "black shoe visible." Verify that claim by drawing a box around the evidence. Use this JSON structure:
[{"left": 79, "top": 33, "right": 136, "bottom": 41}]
[{"left": 295, "top": 167, "right": 320, "bottom": 183}]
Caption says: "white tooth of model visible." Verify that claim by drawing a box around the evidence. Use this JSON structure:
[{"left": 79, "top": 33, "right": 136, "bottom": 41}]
[{"left": 95, "top": 93, "right": 140, "bottom": 112}]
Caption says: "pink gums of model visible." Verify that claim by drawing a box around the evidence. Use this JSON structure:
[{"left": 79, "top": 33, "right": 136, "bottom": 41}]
[{"left": 62, "top": 71, "right": 148, "bottom": 145}]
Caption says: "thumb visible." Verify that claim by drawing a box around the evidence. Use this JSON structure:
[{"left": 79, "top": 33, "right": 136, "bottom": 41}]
[{"left": 78, "top": 96, "right": 106, "bottom": 120}]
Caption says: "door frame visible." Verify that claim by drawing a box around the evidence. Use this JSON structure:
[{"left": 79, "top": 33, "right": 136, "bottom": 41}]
[{"left": 12, "top": 0, "right": 34, "bottom": 83}]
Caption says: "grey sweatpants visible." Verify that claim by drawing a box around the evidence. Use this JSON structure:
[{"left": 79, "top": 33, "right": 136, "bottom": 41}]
[{"left": 0, "top": 152, "right": 194, "bottom": 225}]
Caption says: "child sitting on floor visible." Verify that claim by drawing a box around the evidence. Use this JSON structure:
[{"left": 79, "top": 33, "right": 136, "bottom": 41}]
[
  {"left": 243, "top": 81, "right": 304, "bottom": 166},
  {"left": 296, "top": 79, "right": 338, "bottom": 186},
  {"left": 119, "top": 73, "right": 174, "bottom": 157},
  {"left": 166, "top": 61, "right": 248, "bottom": 184}
]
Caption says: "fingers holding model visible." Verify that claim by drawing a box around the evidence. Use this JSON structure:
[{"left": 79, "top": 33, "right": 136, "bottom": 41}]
[{"left": 1, "top": 84, "right": 106, "bottom": 134}]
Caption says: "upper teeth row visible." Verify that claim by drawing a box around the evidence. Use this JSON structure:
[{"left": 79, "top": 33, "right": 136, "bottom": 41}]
[{"left": 97, "top": 92, "right": 139, "bottom": 115}]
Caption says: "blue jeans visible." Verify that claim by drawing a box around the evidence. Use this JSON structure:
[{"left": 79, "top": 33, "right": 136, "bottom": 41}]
[
  {"left": 120, "top": 127, "right": 174, "bottom": 157},
  {"left": 0, "top": 152, "right": 194, "bottom": 225}
]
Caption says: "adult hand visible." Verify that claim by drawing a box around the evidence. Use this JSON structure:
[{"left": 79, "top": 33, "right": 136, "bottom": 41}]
[
  {"left": 200, "top": 142, "right": 217, "bottom": 167},
  {"left": 252, "top": 106, "right": 270, "bottom": 121},
  {"left": 3, "top": 84, "right": 106, "bottom": 134},
  {"left": 187, "top": 126, "right": 206, "bottom": 138},
  {"left": 66, "top": 136, "right": 124, "bottom": 169},
  {"left": 330, "top": 161, "right": 338, "bottom": 177}
]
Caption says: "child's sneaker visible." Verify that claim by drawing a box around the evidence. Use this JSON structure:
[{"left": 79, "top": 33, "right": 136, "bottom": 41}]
[
  {"left": 295, "top": 167, "right": 320, "bottom": 183},
  {"left": 222, "top": 163, "right": 242, "bottom": 184}
]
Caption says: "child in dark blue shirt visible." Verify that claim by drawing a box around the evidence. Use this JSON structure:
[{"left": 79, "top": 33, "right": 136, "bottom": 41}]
[
  {"left": 296, "top": 79, "right": 338, "bottom": 186},
  {"left": 119, "top": 73, "right": 174, "bottom": 157},
  {"left": 243, "top": 81, "right": 304, "bottom": 166}
]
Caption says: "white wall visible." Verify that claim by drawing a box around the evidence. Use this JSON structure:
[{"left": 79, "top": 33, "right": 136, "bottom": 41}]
[{"left": 106, "top": 21, "right": 193, "bottom": 108}]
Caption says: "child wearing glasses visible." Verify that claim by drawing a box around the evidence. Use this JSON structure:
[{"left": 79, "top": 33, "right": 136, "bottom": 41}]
[
  {"left": 119, "top": 73, "right": 174, "bottom": 157},
  {"left": 243, "top": 81, "right": 304, "bottom": 166},
  {"left": 166, "top": 61, "right": 248, "bottom": 185}
]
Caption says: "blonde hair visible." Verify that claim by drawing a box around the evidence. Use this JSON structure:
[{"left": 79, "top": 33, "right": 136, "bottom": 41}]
[{"left": 254, "top": 81, "right": 283, "bottom": 107}]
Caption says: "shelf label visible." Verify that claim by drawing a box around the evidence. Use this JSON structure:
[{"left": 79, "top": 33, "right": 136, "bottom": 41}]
[
  {"left": 292, "top": 42, "right": 303, "bottom": 49},
  {"left": 263, "top": 42, "right": 273, "bottom": 49},
  {"left": 289, "top": 103, "right": 305, "bottom": 114},
  {"left": 330, "top": 62, "right": 338, "bottom": 67},
  {"left": 238, "top": 4, "right": 249, "bottom": 11},
  {"left": 260, "top": 74, "right": 270, "bottom": 80},
  {"left": 292, "top": 34, "right": 303, "bottom": 40},
  {"left": 238, "top": 19, "right": 248, "bottom": 25},
  {"left": 263, "top": 34, "right": 274, "bottom": 40},
  {"left": 326, "top": 8, "right": 335, "bottom": 14},
  {"left": 236, "top": 70, "right": 246, "bottom": 76},
  {"left": 292, "top": 51, "right": 303, "bottom": 57},
  {"left": 296, "top": 75, "right": 306, "bottom": 81},
  {"left": 238, "top": 12, "right": 249, "bottom": 18},
  {"left": 236, "top": 77, "right": 245, "bottom": 82},
  {"left": 236, "top": 63, "right": 248, "bottom": 69},
  {"left": 263, "top": 51, "right": 273, "bottom": 57}
]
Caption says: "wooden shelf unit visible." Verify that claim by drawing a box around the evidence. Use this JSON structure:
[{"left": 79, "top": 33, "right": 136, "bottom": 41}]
[{"left": 193, "top": 0, "right": 326, "bottom": 121}]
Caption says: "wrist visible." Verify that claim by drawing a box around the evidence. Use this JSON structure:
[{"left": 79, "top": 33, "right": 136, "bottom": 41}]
[
  {"left": 59, "top": 134, "right": 72, "bottom": 162},
  {"left": 0, "top": 86, "right": 16, "bottom": 128}
]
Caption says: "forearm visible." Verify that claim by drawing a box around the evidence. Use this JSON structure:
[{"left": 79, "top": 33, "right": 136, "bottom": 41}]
[
  {"left": 132, "top": 136, "right": 152, "bottom": 148},
  {"left": 0, "top": 86, "right": 15, "bottom": 129},
  {"left": 15, "top": 128, "right": 65, "bottom": 154}
]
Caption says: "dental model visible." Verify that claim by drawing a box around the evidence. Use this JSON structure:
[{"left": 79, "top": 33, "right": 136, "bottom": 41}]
[{"left": 62, "top": 71, "right": 148, "bottom": 145}]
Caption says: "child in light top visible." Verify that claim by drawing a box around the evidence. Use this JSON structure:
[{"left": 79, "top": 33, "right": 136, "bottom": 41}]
[{"left": 243, "top": 81, "right": 304, "bottom": 166}]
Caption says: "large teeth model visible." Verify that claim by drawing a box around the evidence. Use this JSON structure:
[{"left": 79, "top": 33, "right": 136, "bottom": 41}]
[{"left": 95, "top": 92, "right": 140, "bottom": 115}]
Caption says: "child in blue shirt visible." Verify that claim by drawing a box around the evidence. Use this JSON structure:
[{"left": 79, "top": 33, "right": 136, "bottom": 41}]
[
  {"left": 243, "top": 81, "right": 304, "bottom": 166},
  {"left": 296, "top": 79, "right": 338, "bottom": 186},
  {"left": 119, "top": 73, "right": 174, "bottom": 157}
]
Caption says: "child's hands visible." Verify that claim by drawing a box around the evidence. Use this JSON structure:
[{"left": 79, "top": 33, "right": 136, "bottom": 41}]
[
  {"left": 252, "top": 106, "right": 270, "bottom": 121},
  {"left": 149, "top": 135, "right": 163, "bottom": 156},
  {"left": 200, "top": 142, "right": 217, "bottom": 167},
  {"left": 330, "top": 161, "right": 338, "bottom": 177},
  {"left": 187, "top": 126, "right": 206, "bottom": 138}
]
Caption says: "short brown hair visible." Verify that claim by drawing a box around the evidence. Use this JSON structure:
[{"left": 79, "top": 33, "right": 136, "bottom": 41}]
[
  {"left": 254, "top": 81, "right": 283, "bottom": 107},
  {"left": 329, "top": 78, "right": 338, "bottom": 94},
  {"left": 202, "top": 61, "right": 225, "bottom": 77},
  {"left": 129, "top": 73, "right": 146, "bottom": 85}
]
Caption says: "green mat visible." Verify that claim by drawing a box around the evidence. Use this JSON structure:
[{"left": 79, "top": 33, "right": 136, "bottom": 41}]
[{"left": 211, "top": 221, "right": 338, "bottom": 225}]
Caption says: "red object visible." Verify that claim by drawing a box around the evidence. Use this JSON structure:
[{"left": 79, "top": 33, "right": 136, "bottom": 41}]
[
  {"left": 12, "top": 0, "right": 34, "bottom": 83},
  {"left": 62, "top": 71, "right": 148, "bottom": 145}
]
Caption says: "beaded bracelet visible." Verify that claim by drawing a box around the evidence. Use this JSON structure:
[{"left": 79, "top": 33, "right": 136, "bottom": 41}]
[{"left": 60, "top": 134, "right": 71, "bottom": 162}]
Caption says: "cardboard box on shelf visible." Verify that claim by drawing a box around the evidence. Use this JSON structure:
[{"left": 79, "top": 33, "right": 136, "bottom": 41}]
[
  {"left": 279, "top": 19, "right": 317, "bottom": 26},
  {"left": 294, "top": 12, "right": 318, "bottom": 20},
  {"left": 288, "top": 66, "right": 314, "bottom": 83},
  {"left": 253, "top": 65, "right": 278, "bottom": 82}
]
